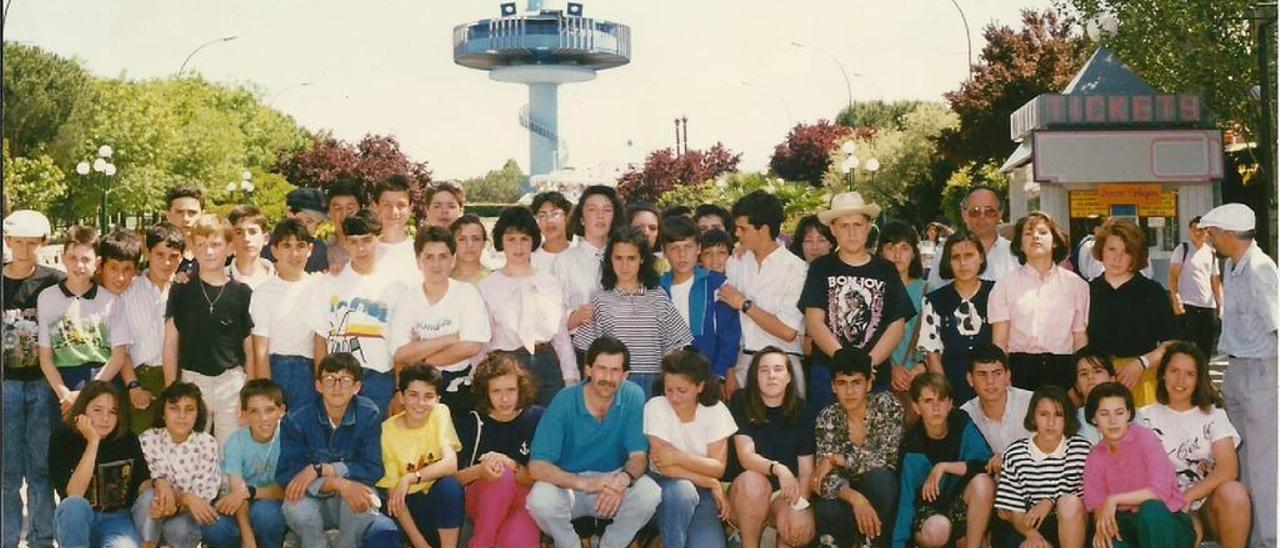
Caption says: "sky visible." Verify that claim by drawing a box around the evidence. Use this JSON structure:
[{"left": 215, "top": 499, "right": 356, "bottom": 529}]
[{"left": 9, "top": 0, "right": 1054, "bottom": 179}]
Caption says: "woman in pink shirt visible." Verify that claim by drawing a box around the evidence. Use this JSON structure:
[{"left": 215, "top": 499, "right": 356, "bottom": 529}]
[
  {"left": 989, "top": 212, "right": 1089, "bottom": 392},
  {"left": 1082, "top": 382, "right": 1194, "bottom": 548}
]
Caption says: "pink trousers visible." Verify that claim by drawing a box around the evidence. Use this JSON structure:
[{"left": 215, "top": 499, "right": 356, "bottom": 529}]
[{"left": 465, "top": 467, "right": 540, "bottom": 548}]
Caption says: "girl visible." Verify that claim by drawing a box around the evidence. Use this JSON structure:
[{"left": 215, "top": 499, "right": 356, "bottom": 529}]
[
  {"left": 1070, "top": 347, "right": 1116, "bottom": 443},
  {"left": 877, "top": 221, "right": 928, "bottom": 404},
  {"left": 1082, "top": 382, "right": 1195, "bottom": 548},
  {"left": 454, "top": 353, "right": 545, "bottom": 548},
  {"left": 644, "top": 348, "right": 737, "bottom": 548},
  {"left": 50, "top": 381, "right": 151, "bottom": 548},
  {"left": 728, "top": 347, "right": 816, "bottom": 548},
  {"left": 134, "top": 382, "right": 221, "bottom": 548},
  {"left": 450, "top": 214, "right": 492, "bottom": 283},
  {"left": 425, "top": 183, "right": 465, "bottom": 229},
  {"left": 918, "top": 232, "right": 995, "bottom": 404},
  {"left": 788, "top": 214, "right": 835, "bottom": 264},
  {"left": 1139, "top": 342, "right": 1250, "bottom": 548},
  {"left": 553, "top": 185, "right": 627, "bottom": 336}
]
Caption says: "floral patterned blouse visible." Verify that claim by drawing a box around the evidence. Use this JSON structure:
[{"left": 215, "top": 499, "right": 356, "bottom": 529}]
[
  {"left": 138, "top": 427, "right": 221, "bottom": 501},
  {"left": 814, "top": 392, "right": 905, "bottom": 500}
]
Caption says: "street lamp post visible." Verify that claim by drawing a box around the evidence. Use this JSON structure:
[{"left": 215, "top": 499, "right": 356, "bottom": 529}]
[
  {"left": 839, "top": 141, "right": 879, "bottom": 191},
  {"left": 225, "top": 171, "right": 255, "bottom": 203},
  {"left": 178, "top": 35, "right": 238, "bottom": 77},
  {"left": 790, "top": 41, "right": 854, "bottom": 115},
  {"left": 946, "top": 0, "right": 974, "bottom": 79},
  {"left": 268, "top": 81, "right": 315, "bottom": 107},
  {"left": 76, "top": 146, "right": 117, "bottom": 232}
]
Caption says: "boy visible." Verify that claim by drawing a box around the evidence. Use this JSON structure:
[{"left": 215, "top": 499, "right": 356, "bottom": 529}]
[
  {"left": 276, "top": 353, "right": 401, "bottom": 547},
  {"left": 202, "top": 379, "right": 288, "bottom": 548},
  {"left": 117, "top": 222, "right": 186, "bottom": 434},
  {"left": 2, "top": 210, "right": 63, "bottom": 548},
  {"left": 958, "top": 343, "right": 1032, "bottom": 474},
  {"left": 893, "top": 373, "right": 995, "bottom": 548},
  {"left": 310, "top": 209, "right": 403, "bottom": 416},
  {"left": 37, "top": 225, "right": 133, "bottom": 413},
  {"left": 251, "top": 219, "right": 319, "bottom": 411},
  {"left": 324, "top": 179, "right": 367, "bottom": 274},
  {"left": 227, "top": 205, "right": 275, "bottom": 289},
  {"left": 162, "top": 214, "right": 253, "bottom": 449},
  {"left": 658, "top": 215, "right": 740, "bottom": 383},
  {"left": 164, "top": 185, "right": 205, "bottom": 275},
  {"left": 261, "top": 187, "right": 329, "bottom": 274},
  {"left": 373, "top": 175, "right": 423, "bottom": 288},
  {"left": 698, "top": 228, "right": 732, "bottom": 274},
  {"left": 97, "top": 229, "right": 143, "bottom": 296}
]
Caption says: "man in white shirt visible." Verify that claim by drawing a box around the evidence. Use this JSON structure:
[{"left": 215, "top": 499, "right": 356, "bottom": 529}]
[
  {"left": 958, "top": 344, "right": 1032, "bottom": 474},
  {"left": 927, "top": 186, "right": 1016, "bottom": 290},
  {"left": 250, "top": 219, "right": 319, "bottom": 411},
  {"left": 719, "top": 190, "right": 808, "bottom": 398},
  {"left": 372, "top": 175, "right": 423, "bottom": 287},
  {"left": 1168, "top": 215, "right": 1223, "bottom": 357}
]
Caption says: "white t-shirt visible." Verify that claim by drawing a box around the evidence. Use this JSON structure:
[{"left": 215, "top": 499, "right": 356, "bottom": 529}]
[
  {"left": 669, "top": 277, "right": 693, "bottom": 328},
  {"left": 308, "top": 266, "right": 405, "bottom": 373},
  {"left": 250, "top": 274, "right": 318, "bottom": 358},
  {"left": 643, "top": 396, "right": 738, "bottom": 458},
  {"left": 1170, "top": 241, "right": 1220, "bottom": 308},
  {"left": 377, "top": 239, "right": 423, "bottom": 288},
  {"left": 532, "top": 243, "right": 570, "bottom": 275},
  {"left": 386, "top": 278, "right": 491, "bottom": 372},
  {"left": 961, "top": 387, "right": 1034, "bottom": 454},
  {"left": 1138, "top": 403, "right": 1240, "bottom": 509}
]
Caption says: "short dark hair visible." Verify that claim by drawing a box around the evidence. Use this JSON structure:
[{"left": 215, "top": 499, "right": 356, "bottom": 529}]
[
  {"left": 398, "top": 362, "right": 444, "bottom": 394},
  {"left": 661, "top": 205, "right": 692, "bottom": 219},
  {"left": 656, "top": 347, "right": 721, "bottom": 407},
  {"left": 1011, "top": 212, "right": 1070, "bottom": 265},
  {"left": 154, "top": 382, "right": 209, "bottom": 432},
  {"left": 65, "top": 381, "right": 129, "bottom": 441},
  {"left": 877, "top": 220, "right": 923, "bottom": 279},
  {"left": 493, "top": 207, "right": 542, "bottom": 252},
  {"left": 586, "top": 335, "right": 631, "bottom": 371},
  {"left": 270, "top": 218, "right": 313, "bottom": 246},
  {"left": 731, "top": 190, "right": 784, "bottom": 239},
  {"left": 967, "top": 343, "right": 1009, "bottom": 373},
  {"left": 144, "top": 222, "right": 186, "bottom": 253},
  {"left": 64, "top": 225, "right": 99, "bottom": 253},
  {"left": 240, "top": 379, "right": 284, "bottom": 409},
  {"left": 1156, "top": 340, "right": 1222, "bottom": 412},
  {"left": 788, "top": 214, "right": 835, "bottom": 261},
  {"left": 698, "top": 228, "right": 732, "bottom": 251},
  {"left": 414, "top": 225, "right": 456, "bottom": 256},
  {"left": 626, "top": 202, "right": 660, "bottom": 226},
  {"left": 342, "top": 209, "right": 382, "bottom": 238},
  {"left": 694, "top": 203, "right": 731, "bottom": 229},
  {"left": 317, "top": 352, "right": 364, "bottom": 381},
  {"left": 472, "top": 352, "right": 538, "bottom": 414},
  {"left": 449, "top": 214, "right": 487, "bottom": 241},
  {"left": 830, "top": 346, "right": 874, "bottom": 381},
  {"left": 425, "top": 181, "right": 465, "bottom": 206},
  {"left": 936, "top": 231, "right": 988, "bottom": 280},
  {"left": 1188, "top": 216, "right": 1203, "bottom": 227},
  {"left": 165, "top": 185, "right": 205, "bottom": 209},
  {"left": 1025, "top": 385, "right": 1080, "bottom": 437},
  {"left": 742, "top": 346, "right": 804, "bottom": 425},
  {"left": 97, "top": 229, "right": 143, "bottom": 266},
  {"left": 1073, "top": 346, "right": 1116, "bottom": 379},
  {"left": 659, "top": 214, "right": 699, "bottom": 249},
  {"left": 601, "top": 226, "right": 660, "bottom": 290},
  {"left": 228, "top": 205, "right": 268, "bottom": 232},
  {"left": 326, "top": 179, "right": 369, "bottom": 208},
  {"left": 1085, "top": 381, "right": 1135, "bottom": 426},
  {"left": 530, "top": 191, "right": 572, "bottom": 215},
  {"left": 568, "top": 185, "right": 624, "bottom": 238},
  {"left": 373, "top": 174, "right": 412, "bottom": 203},
  {"left": 910, "top": 371, "right": 953, "bottom": 402}
]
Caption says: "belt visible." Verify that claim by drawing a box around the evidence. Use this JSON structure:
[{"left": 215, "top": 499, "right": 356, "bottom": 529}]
[
  {"left": 743, "top": 349, "right": 804, "bottom": 358},
  {"left": 504, "top": 342, "right": 555, "bottom": 354}
]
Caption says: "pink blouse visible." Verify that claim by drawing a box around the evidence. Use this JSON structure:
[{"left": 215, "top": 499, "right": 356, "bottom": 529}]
[
  {"left": 1082, "top": 425, "right": 1184, "bottom": 513},
  {"left": 988, "top": 264, "right": 1089, "bottom": 354}
]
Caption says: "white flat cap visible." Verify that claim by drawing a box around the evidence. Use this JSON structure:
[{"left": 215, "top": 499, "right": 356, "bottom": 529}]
[
  {"left": 3, "top": 210, "right": 51, "bottom": 238},
  {"left": 1199, "top": 203, "right": 1256, "bottom": 232}
]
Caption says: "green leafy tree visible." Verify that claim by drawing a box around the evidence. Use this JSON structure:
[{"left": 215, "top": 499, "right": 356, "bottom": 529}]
[
  {"left": 940, "top": 161, "right": 1011, "bottom": 228},
  {"left": 658, "top": 172, "right": 830, "bottom": 236},
  {"left": 2, "top": 43, "right": 95, "bottom": 159},
  {"left": 460, "top": 159, "right": 525, "bottom": 203},
  {"left": 3, "top": 139, "right": 67, "bottom": 213},
  {"left": 836, "top": 100, "right": 929, "bottom": 132}
]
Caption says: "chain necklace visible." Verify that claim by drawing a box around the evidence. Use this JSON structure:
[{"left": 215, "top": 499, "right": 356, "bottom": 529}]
[{"left": 199, "top": 280, "right": 227, "bottom": 314}]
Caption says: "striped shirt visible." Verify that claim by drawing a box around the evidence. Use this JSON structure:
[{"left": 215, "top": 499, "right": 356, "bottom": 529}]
[
  {"left": 572, "top": 286, "right": 693, "bottom": 374},
  {"left": 995, "top": 435, "right": 1090, "bottom": 513},
  {"left": 120, "top": 273, "right": 170, "bottom": 367}
]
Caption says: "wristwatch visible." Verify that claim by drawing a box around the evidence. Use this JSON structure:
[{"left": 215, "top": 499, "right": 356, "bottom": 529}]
[
  {"left": 313, "top": 463, "right": 324, "bottom": 476},
  {"left": 741, "top": 300, "right": 754, "bottom": 313},
  {"left": 246, "top": 485, "right": 257, "bottom": 500},
  {"left": 126, "top": 380, "right": 142, "bottom": 390}
]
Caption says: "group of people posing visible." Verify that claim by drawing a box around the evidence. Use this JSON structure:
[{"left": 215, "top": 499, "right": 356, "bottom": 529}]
[{"left": 2, "top": 174, "right": 1277, "bottom": 548}]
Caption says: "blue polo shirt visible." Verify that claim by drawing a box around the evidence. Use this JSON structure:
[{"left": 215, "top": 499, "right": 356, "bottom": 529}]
[{"left": 530, "top": 380, "right": 648, "bottom": 474}]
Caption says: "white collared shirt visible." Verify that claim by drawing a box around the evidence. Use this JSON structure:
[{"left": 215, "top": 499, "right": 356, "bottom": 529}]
[
  {"left": 551, "top": 238, "right": 605, "bottom": 314},
  {"left": 120, "top": 273, "right": 170, "bottom": 367},
  {"left": 961, "top": 386, "right": 1033, "bottom": 454},
  {"left": 725, "top": 245, "right": 808, "bottom": 354}
]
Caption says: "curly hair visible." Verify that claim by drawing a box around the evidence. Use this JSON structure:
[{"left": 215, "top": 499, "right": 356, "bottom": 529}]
[
  {"left": 153, "top": 382, "right": 209, "bottom": 433},
  {"left": 600, "top": 226, "right": 660, "bottom": 290},
  {"left": 471, "top": 352, "right": 539, "bottom": 414}
]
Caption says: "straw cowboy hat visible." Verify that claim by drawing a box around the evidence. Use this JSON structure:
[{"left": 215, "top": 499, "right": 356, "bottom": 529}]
[{"left": 817, "top": 191, "right": 881, "bottom": 225}]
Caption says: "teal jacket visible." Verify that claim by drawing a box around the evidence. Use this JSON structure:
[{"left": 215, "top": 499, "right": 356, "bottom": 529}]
[{"left": 892, "top": 408, "right": 993, "bottom": 547}]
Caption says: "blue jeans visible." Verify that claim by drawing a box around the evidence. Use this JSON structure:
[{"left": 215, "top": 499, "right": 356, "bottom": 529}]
[
  {"left": 813, "top": 466, "right": 898, "bottom": 548},
  {"left": 628, "top": 373, "right": 662, "bottom": 401},
  {"left": 653, "top": 476, "right": 725, "bottom": 548},
  {"left": 379, "top": 477, "right": 465, "bottom": 547},
  {"left": 53, "top": 497, "right": 140, "bottom": 548},
  {"left": 270, "top": 354, "right": 317, "bottom": 412},
  {"left": 282, "top": 493, "right": 402, "bottom": 548},
  {"left": 131, "top": 488, "right": 201, "bottom": 548},
  {"left": 360, "top": 369, "right": 395, "bottom": 420},
  {"left": 200, "top": 500, "right": 286, "bottom": 548},
  {"left": 2, "top": 379, "right": 56, "bottom": 548}
]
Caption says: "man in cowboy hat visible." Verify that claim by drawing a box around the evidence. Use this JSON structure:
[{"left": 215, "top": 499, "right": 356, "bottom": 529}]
[{"left": 799, "top": 191, "right": 916, "bottom": 409}]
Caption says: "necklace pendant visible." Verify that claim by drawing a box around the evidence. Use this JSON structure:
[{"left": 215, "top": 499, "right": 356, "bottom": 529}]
[{"left": 209, "top": 304, "right": 215, "bottom": 314}]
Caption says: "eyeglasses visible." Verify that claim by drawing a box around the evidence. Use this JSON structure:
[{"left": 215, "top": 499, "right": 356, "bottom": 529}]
[
  {"left": 320, "top": 376, "right": 357, "bottom": 389},
  {"left": 536, "top": 211, "right": 565, "bottom": 220},
  {"left": 965, "top": 206, "right": 1001, "bottom": 220}
]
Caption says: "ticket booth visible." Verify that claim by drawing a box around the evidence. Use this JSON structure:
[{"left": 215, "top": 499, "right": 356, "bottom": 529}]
[{"left": 1001, "top": 47, "right": 1222, "bottom": 286}]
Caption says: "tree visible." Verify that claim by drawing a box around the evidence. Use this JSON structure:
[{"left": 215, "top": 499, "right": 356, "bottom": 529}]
[
  {"left": 616, "top": 143, "right": 741, "bottom": 204},
  {"left": 769, "top": 120, "right": 853, "bottom": 187},
  {"left": 275, "top": 134, "right": 433, "bottom": 221},
  {"left": 836, "top": 100, "right": 929, "bottom": 132},
  {"left": 939, "top": 9, "right": 1091, "bottom": 167},
  {"left": 2, "top": 43, "right": 95, "bottom": 159},
  {"left": 460, "top": 159, "right": 525, "bottom": 203},
  {"left": 3, "top": 139, "right": 66, "bottom": 214},
  {"left": 940, "top": 161, "right": 1011, "bottom": 228},
  {"left": 657, "top": 172, "right": 830, "bottom": 236}
]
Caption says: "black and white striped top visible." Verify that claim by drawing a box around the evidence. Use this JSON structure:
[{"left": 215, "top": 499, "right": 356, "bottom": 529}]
[
  {"left": 572, "top": 286, "right": 693, "bottom": 374},
  {"left": 995, "top": 435, "right": 1092, "bottom": 513}
]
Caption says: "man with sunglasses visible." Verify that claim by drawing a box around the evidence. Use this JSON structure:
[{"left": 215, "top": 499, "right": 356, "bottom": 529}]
[{"left": 926, "top": 186, "right": 1017, "bottom": 291}]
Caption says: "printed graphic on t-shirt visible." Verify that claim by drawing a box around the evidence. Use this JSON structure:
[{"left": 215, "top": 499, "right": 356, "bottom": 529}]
[
  {"left": 324, "top": 295, "right": 389, "bottom": 366},
  {"left": 3, "top": 308, "right": 40, "bottom": 370},
  {"left": 406, "top": 451, "right": 443, "bottom": 475},
  {"left": 50, "top": 313, "right": 111, "bottom": 365},
  {"left": 826, "top": 274, "right": 887, "bottom": 348},
  {"left": 91, "top": 458, "right": 134, "bottom": 510}
]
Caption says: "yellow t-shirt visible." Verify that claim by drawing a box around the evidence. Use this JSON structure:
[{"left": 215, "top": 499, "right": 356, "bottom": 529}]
[{"left": 376, "top": 405, "right": 461, "bottom": 494}]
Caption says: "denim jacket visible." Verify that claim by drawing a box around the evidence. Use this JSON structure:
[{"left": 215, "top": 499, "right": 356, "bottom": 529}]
[{"left": 275, "top": 395, "right": 384, "bottom": 496}]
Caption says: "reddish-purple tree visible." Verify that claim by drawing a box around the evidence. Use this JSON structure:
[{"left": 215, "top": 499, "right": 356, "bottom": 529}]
[
  {"left": 769, "top": 120, "right": 853, "bottom": 187},
  {"left": 275, "top": 133, "right": 433, "bottom": 222},
  {"left": 616, "top": 143, "right": 741, "bottom": 204}
]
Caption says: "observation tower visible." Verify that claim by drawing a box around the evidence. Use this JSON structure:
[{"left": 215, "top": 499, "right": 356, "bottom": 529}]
[{"left": 453, "top": 1, "right": 631, "bottom": 189}]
